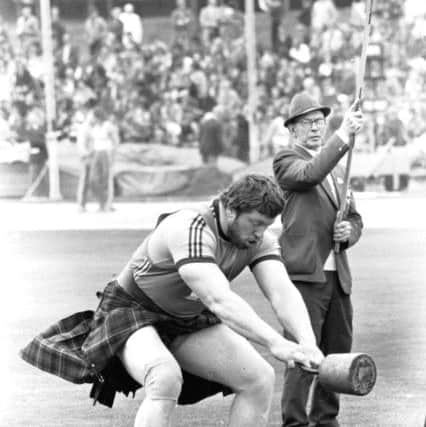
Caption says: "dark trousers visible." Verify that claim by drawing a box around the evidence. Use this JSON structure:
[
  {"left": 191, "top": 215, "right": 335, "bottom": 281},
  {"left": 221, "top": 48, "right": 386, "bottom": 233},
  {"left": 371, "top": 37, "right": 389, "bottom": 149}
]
[{"left": 282, "top": 271, "right": 353, "bottom": 427}]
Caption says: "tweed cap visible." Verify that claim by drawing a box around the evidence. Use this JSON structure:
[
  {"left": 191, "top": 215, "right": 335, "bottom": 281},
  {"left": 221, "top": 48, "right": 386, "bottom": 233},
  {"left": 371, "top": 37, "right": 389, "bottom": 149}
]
[{"left": 284, "top": 92, "right": 331, "bottom": 127}]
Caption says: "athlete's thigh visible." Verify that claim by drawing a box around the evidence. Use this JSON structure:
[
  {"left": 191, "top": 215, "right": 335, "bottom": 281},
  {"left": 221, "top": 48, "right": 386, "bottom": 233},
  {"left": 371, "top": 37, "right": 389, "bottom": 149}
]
[
  {"left": 118, "top": 325, "right": 177, "bottom": 384},
  {"left": 171, "top": 324, "right": 270, "bottom": 391}
]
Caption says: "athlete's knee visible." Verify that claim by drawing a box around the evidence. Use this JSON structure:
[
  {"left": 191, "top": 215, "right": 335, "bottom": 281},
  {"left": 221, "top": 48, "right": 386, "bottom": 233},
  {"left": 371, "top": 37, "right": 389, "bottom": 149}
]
[
  {"left": 144, "top": 358, "right": 183, "bottom": 401},
  {"left": 245, "top": 361, "right": 275, "bottom": 398}
]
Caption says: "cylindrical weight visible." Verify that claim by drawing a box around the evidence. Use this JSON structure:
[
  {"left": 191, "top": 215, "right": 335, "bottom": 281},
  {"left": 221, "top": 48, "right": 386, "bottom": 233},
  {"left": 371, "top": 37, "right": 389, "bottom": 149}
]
[{"left": 318, "top": 353, "right": 377, "bottom": 396}]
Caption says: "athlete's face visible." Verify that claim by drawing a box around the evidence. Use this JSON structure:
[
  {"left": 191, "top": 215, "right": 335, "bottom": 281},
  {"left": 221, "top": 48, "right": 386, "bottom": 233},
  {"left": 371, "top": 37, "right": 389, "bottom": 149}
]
[{"left": 227, "top": 210, "right": 275, "bottom": 249}]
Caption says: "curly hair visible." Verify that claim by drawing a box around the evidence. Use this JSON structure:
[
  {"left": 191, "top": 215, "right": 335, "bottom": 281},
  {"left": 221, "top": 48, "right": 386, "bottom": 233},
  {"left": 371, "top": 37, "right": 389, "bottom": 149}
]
[{"left": 219, "top": 174, "right": 284, "bottom": 218}]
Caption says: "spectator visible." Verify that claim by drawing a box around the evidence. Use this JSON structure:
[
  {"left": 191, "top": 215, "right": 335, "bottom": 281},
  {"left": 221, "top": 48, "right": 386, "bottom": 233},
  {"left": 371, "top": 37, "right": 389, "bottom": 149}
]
[
  {"left": 0, "top": 108, "right": 13, "bottom": 143},
  {"left": 216, "top": 77, "right": 241, "bottom": 152},
  {"left": 319, "top": 76, "right": 338, "bottom": 106},
  {"left": 170, "top": 0, "right": 194, "bottom": 49},
  {"left": 216, "top": 78, "right": 241, "bottom": 116},
  {"left": 76, "top": 106, "right": 119, "bottom": 212},
  {"left": 189, "top": 61, "right": 209, "bottom": 105},
  {"left": 298, "top": 0, "right": 313, "bottom": 41},
  {"left": 85, "top": 58, "right": 108, "bottom": 100},
  {"left": 73, "top": 79, "right": 96, "bottom": 110},
  {"left": 179, "top": 89, "right": 202, "bottom": 144},
  {"left": 302, "top": 75, "right": 322, "bottom": 103},
  {"left": 25, "top": 106, "right": 49, "bottom": 198},
  {"left": 233, "top": 112, "right": 250, "bottom": 162},
  {"left": 9, "top": 104, "right": 27, "bottom": 143},
  {"left": 199, "top": 0, "right": 222, "bottom": 48},
  {"left": 218, "top": 0, "right": 244, "bottom": 46},
  {"left": 349, "top": 0, "right": 366, "bottom": 29},
  {"left": 0, "top": 16, "right": 13, "bottom": 58},
  {"left": 379, "top": 109, "right": 408, "bottom": 146},
  {"left": 259, "top": 0, "right": 284, "bottom": 52},
  {"left": 121, "top": 99, "right": 152, "bottom": 142},
  {"left": 316, "top": 21, "right": 345, "bottom": 62},
  {"left": 288, "top": 26, "right": 311, "bottom": 65},
  {"left": 12, "top": 55, "right": 39, "bottom": 117},
  {"left": 51, "top": 6, "right": 66, "bottom": 50},
  {"left": 0, "top": 0, "right": 423, "bottom": 168},
  {"left": 26, "top": 43, "right": 44, "bottom": 82},
  {"left": 120, "top": 3, "right": 143, "bottom": 48},
  {"left": 55, "top": 32, "right": 80, "bottom": 74},
  {"left": 108, "top": 7, "right": 124, "bottom": 48},
  {"left": 0, "top": 59, "right": 13, "bottom": 110},
  {"left": 198, "top": 105, "right": 226, "bottom": 165},
  {"left": 84, "top": 6, "right": 107, "bottom": 57},
  {"left": 311, "top": 0, "right": 338, "bottom": 36},
  {"left": 160, "top": 91, "right": 183, "bottom": 145},
  {"left": 261, "top": 105, "right": 290, "bottom": 156},
  {"left": 16, "top": 5, "right": 40, "bottom": 55}
]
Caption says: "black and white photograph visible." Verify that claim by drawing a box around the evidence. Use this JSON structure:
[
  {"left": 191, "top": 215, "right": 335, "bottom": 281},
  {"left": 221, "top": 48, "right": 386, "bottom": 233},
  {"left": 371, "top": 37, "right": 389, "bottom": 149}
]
[{"left": 1, "top": 0, "right": 425, "bottom": 426}]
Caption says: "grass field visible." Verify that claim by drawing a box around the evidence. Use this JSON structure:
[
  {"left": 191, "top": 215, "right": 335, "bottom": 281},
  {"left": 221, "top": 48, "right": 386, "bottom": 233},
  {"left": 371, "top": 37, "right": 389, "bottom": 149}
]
[{"left": 2, "top": 219, "right": 426, "bottom": 426}]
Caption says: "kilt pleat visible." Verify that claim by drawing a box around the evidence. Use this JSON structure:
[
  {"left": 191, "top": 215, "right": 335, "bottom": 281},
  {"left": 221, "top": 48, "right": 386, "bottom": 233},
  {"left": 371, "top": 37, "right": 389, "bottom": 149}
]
[
  {"left": 20, "top": 310, "right": 95, "bottom": 384},
  {"left": 20, "top": 281, "right": 233, "bottom": 408}
]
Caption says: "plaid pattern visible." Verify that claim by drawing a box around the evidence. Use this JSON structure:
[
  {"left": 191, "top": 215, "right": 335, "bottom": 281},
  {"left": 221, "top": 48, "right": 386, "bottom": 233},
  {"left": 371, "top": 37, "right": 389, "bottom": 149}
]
[
  {"left": 20, "top": 281, "right": 232, "bottom": 407},
  {"left": 20, "top": 310, "right": 96, "bottom": 384}
]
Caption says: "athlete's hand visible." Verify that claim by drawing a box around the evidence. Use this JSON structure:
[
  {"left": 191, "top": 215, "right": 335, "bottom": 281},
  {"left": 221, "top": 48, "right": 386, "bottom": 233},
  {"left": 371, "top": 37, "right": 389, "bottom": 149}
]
[
  {"left": 269, "top": 338, "right": 324, "bottom": 369},
  {"left": 296, "top": 344, "right": 324, "bottom": 369}
]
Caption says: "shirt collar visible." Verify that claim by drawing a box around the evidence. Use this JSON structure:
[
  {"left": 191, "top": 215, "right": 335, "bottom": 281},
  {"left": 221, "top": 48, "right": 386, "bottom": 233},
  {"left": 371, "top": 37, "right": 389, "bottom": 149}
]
[{"left": 212, "top": 199, "right": 230, "bottom": 242}]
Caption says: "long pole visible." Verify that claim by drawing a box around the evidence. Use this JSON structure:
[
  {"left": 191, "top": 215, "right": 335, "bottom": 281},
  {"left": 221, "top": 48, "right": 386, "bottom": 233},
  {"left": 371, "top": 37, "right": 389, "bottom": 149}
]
[
  {"left": 245, "top": 0, "right": 258, "bottom": 163},
  {"left": 335, "top": 0, "right": 373, "bottom": 252},
  {"left": 40, "top": 0, "right": 61, "bottom": 200}
]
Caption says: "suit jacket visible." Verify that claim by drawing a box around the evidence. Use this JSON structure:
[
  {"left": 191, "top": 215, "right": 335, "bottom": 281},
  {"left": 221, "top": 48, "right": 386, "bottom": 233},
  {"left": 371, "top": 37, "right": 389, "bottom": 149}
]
[{"left": 273, "top": 134, "right": 363, "bottom": 294}]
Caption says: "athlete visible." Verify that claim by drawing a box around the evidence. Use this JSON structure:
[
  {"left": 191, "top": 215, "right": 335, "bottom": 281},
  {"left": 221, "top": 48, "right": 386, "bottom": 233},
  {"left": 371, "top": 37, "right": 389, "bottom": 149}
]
[{"left": 21, "top": 174, "right": 323, "bottom": 427}]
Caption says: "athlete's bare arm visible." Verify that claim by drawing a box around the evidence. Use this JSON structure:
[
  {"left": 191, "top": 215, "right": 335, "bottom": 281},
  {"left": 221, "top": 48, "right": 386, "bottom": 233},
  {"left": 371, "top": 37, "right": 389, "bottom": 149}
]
[
  {"left": 179, "top": 262, "right": 318, "bottom": 367},
  {"left": 252, "top": 259, "right": 322, "bottom": 364}
]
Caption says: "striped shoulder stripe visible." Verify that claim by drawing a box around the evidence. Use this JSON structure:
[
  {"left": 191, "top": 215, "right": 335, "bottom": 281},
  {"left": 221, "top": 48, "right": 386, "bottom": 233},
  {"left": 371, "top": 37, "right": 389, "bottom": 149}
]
[
  {"left": 188, "top": 214, "right": 207, "bottom": 258},
  {"left": 249, "top": 254, "right": 283, "bottom": 270},
  {"left": 176, "top": 257, "right": 216, "bottom": 269}
]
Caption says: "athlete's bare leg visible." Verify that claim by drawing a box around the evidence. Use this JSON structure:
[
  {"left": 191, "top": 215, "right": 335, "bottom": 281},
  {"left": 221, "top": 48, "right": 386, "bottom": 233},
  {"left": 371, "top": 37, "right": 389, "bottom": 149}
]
[
  {"left": 172, "top": 324, "right": 276, "bottom": 427},
  {"left": 118, "top": 326, "right": 183, "bottom": 427}
]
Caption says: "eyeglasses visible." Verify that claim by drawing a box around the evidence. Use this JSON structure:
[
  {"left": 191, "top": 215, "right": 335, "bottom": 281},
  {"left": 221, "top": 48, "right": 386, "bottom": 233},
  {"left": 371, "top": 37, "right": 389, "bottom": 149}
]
[{"left": 297, "top": 118, "right": 326, "bottom": 128}]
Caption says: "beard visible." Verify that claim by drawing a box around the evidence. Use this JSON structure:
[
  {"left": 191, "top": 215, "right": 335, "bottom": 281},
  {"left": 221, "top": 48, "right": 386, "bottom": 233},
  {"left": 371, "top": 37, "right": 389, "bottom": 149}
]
[{"left": 227, "top": 221, "right": 261, "bottom": 250}]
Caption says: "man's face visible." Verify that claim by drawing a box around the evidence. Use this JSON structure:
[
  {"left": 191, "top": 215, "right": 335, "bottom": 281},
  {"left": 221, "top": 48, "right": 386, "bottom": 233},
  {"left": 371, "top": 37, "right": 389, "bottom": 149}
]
[
  {"left": 291, "top": 110, "right": 326, "bottom": 151},
  {"left": 227, "top": 210, "right": 275, "bottom": 249},
  {"left": 22, "top": 7, "right": 31, "bottom": 17}
]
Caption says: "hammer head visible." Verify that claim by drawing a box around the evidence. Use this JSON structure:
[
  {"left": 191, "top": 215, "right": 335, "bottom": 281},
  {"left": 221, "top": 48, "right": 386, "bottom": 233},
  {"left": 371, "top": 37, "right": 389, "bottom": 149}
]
[{"left": 318, "top": 353, "right": 377, "bottom": 396}]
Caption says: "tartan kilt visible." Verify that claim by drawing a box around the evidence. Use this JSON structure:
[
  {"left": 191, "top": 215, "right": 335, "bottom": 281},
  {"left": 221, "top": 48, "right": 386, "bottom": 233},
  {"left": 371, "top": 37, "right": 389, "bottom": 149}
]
[
  {"left": 20, "top": 310, "right": 96, "bottom": 384},
  {"left": 20, "top": 280, "right": 233, "bottom": 407}
]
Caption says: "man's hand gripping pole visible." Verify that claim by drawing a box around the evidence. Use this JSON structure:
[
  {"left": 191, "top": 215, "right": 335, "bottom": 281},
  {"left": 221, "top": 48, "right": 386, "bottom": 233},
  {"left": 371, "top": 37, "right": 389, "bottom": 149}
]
[{"left": 334, "top": 0, "right": 374, "bottom": 253}]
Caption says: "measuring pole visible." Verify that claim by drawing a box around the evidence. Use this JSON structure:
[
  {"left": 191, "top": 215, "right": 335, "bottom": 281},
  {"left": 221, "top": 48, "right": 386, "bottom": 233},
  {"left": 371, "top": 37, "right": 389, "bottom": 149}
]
[
  {"left": 245, "top": 0, "right": 259, "bottom": 163},
  {"left": 335, "top": 0, "right": 373, "bottom": 252},
  {"left": 40, "top": 0, "right": 62, "bottom": 200}
]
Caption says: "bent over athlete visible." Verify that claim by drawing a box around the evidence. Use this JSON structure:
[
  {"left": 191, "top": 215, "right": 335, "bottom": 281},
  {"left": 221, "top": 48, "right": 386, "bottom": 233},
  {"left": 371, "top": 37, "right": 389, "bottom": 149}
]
[{"left": 21, "top": 174, "right": 323, "bottom": 427}]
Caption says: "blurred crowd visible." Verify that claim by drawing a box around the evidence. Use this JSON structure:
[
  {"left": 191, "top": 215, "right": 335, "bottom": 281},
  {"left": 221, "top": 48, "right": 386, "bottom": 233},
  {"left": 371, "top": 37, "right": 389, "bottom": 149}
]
[{"left": 0, "top": 0, "right": 425, "bottom": 165}]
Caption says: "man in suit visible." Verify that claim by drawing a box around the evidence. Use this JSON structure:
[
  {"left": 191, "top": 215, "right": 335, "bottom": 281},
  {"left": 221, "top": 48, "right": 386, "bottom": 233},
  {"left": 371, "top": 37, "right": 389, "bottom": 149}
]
[{"left": 273, "top": 92, "right": 364, "bottom": 427}]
